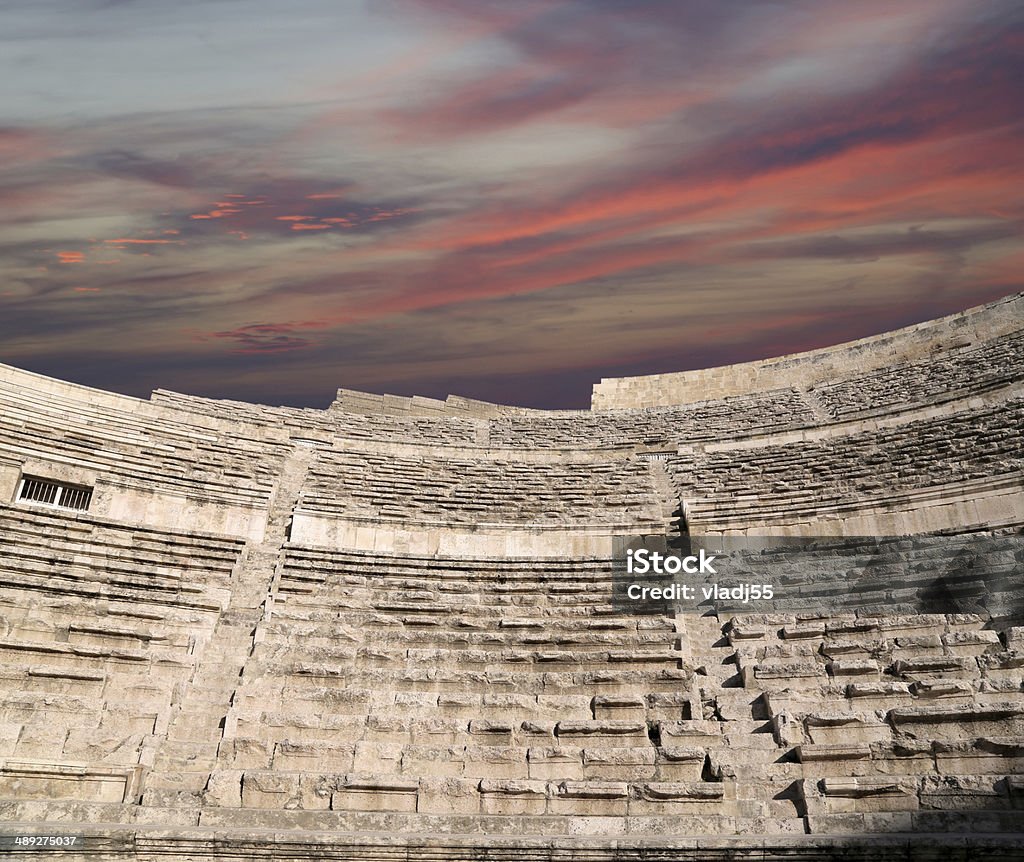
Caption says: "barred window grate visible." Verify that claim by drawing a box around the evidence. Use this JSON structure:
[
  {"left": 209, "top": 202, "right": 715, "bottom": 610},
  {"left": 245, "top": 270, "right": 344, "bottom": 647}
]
[{"left": 17, "top": 477, "right": 93, "bottom": 512}]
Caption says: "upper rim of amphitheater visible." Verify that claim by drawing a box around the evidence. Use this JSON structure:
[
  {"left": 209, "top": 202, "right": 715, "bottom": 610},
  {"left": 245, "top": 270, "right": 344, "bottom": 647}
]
[
  {"left": 0, "top": 290, "right": 1020, "bottom": 418},
  {"left": 592, "top": 291, "right": 1022, "bottom": 411}
]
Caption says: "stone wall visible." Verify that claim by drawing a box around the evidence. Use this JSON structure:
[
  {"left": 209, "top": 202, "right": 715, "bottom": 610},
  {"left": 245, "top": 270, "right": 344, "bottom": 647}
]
[{"left": 592, "top": 292, "right": 1024, "bottom": 409}]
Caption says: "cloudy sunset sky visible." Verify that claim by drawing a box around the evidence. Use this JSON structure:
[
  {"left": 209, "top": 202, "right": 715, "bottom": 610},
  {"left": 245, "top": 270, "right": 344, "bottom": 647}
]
[{"left": 1, "top": 0, "right": 1021, "bottom": 408}]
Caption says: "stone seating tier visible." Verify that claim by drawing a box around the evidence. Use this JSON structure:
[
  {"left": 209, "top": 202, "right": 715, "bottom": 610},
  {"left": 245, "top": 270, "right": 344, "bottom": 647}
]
[
  {"left": 486, "top": 388, "right": 819, "bottom": 449},
  {"left": 152, "top": 323, "right": 1022, "bottom": 451},
  {"left": 157, "top": 386, "right": 821, "bottom": 451},
  {"left": 0, "top": 505, "right": 245, "bottom": 782},
  {"left": 668, "top": 397, "right": 1023, "bottom": 529},
  {"left": 1, "top": 538, "right": 1022, "bottom": 844},
  {"left": 0, "top": 380, "right": 288, "bottom": 508},
  {"left": 811, "top": 330, "right": 1024, "bottom": 420},
  {"left": 117, "top": 547, "right": 1015, "bottom": 838},
  {"left": 299, "top": 451, "right": 663, "bottom": 525},
  {"left": 152, "top": 390, "right": 485, "bottom": 445},
  {"left": 592, "top": 292, "right": 1023, "bottom": 410}
]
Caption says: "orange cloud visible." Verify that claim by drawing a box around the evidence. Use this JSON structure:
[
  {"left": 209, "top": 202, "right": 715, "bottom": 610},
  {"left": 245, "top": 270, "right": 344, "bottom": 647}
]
[
  {"left": 366, "top": 208, "right": 415, "bottom": 222},
  {"left": 104, "top": 238, "right": 181, "bottom": 245},
  {"left": 190, "top": 207, "right": 239, "bottom": 219},
  {"left": 57, "top": 251, "right": 84, "bottom": 263}
]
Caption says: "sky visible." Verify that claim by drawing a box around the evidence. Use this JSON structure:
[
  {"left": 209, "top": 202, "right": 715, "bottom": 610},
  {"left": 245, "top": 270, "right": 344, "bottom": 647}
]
[{"left": 1, "top": 0, "right": 1021, "bottom": 409}]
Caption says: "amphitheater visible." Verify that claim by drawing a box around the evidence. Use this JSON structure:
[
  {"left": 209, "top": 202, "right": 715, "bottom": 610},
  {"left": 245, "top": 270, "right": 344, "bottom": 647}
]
[{"left": 0, "top": 293, "right": 1022, "bottom": 860}]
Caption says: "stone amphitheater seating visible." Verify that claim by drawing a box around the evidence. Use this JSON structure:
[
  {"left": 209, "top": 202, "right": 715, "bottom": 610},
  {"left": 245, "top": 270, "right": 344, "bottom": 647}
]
[
  {"left": 132, "top": 543, "right": 1023, "bottom": 840},
  {"left": 300, "top": 449, "right": 662, "bottom": 526},
  {"left": 0, "top": 372, "right": 290, "bottom": 540},
  {"left": 153, "top": 389, "right": 485, "bottom": 446},
  {"left": 0, "top": 502, "right": 242, "bottom": 806},
  {"left": 151, "top": 309, "right": 1024, "bottom": 451},
  {"left": 0, "top": 293, "right": 1022, "bottom": 859},
  {"left": 205, "top": 550, "right": 699, "bottom": 821},
  {"left": 487, "top": 388, "right": 819, "bottom": 449},
  {"left": 156, "top": 386, "right": 821, "bottom": 450},
  {"left": 667, "top": 396, "right": 1023, "bottom": 534},
  {"left": 810, "top": 330, "right": 1024, "bottom": 420}
]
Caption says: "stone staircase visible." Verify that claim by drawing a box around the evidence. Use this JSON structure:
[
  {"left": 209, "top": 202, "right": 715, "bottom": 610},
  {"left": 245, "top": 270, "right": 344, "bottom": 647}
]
[{"left": 142, "top": 445, "right": 315, "bottom": 813}]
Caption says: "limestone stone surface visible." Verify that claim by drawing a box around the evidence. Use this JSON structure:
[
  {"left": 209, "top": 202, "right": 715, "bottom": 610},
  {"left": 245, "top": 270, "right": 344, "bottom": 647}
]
[{"left": 0, "top": 292, "right": 1022, "bottom": 859}]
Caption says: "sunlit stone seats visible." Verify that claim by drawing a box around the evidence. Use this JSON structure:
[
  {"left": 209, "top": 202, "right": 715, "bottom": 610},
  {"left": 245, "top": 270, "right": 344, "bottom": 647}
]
[
  {"left": 0, "top": 295, "right": 1022, "bottom": 852},
  {"left": 0, "top": 376, "right": 289, "bottom": 521},
  {"left": 188, "top": 547, "right": 750, "bottom": 827},
  {"left": 667, "top": 398, "right": 1023, "bottom": 533},
  {"left": 0, "top": 503, "right": 242, "bottom": 789},
  {"left": 811, "top": 330, "right": 1024, "bottom": 420},
  {"left": 0, "top": 504, "right": 240, "bottom": 607},
  {"left": 299, "top": 449, "right": 663, "bottom": 527},
  {"left": 672, "top": 605, "right": 1024, "bottom": 836},
  {"left": 488, "top": 388, "right": 818, "bottom": 449},
  {"left": 158, "top": 385, "right": 821, "bottom": 451},
  {"left": 153, "top": 389, "right": 486, "bottom": 445}
]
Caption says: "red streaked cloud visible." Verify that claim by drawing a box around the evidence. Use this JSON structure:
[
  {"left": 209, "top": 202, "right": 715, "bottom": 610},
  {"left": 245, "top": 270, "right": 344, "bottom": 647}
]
[
  {"left": 104, "top": 238, "right": 181, "bottom": 245},
  {"left": 190, "top": 208, "right": 239, "bottom": 219},
  {"left": 1, "top": 1, "right": 1021, "bottom": 409}
]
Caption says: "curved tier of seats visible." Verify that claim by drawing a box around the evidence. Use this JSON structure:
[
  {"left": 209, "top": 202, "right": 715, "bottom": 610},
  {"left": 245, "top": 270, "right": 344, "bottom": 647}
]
[
  {"left": 299, "top": 449, "right": 663, "bottom": 527},
  {"left": 593, "top": 292, "right": 1023, "bottom": 409},
  {"left": 6, "top": 541, "right": 1013, "bottom": 842},
  {"left": 0, "top": 503, "right": 242, "bottom": 802},
  {"left": 667, "top": 396, "right": 1024, "bottom": 534},
  {"left": 154, "top": 308, "right": 1022, "bottom": 455},
  {"left": 809, "top": 330, "right": 1024, "bottom": 421},
  {"left": 487, "top": 388, "right": 818, "bottom": 449},
  {"left": 0, "top": 371, "right": 290, "bottom": 539},
  {"left": 155, "top": 386, "right": 820, "bottom": 451},
  {"left": 152, "top": 390, "right": 485, "bottom": 446}
]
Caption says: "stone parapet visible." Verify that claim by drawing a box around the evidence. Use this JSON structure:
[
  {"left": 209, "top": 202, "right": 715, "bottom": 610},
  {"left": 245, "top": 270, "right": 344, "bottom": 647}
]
[{"left": 592, "top": 292, "right": 1024, "bottom": 409}]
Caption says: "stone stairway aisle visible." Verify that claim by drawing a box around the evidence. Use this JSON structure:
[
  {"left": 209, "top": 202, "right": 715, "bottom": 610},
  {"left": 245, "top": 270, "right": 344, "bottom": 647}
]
[
  {"left": 642, "top": 456, "right": 684, "bottom": 541},
  {"left": 644, "top": 452, "right": 707, "bottom": 729},
  {"left": 141, "top": 444, "right": 316, "bottom": 813}
]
